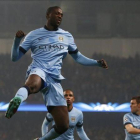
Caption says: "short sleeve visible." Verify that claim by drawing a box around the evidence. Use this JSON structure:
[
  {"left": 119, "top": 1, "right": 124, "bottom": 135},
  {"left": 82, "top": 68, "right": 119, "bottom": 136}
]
[
  {"left": 123, "top": 114, "right": 132, "bottom": 126},
  {"left": 76, "top": 112, "right": 83, "bottom": 127},
  {"left": 68, "top": 33, "right": 78, "bottom": 52}
]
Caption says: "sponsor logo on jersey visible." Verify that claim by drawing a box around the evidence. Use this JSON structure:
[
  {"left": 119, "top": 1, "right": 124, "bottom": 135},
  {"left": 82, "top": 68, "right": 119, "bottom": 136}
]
[{"left": 39, "top": 44, "right": 64, "bottom": 51}]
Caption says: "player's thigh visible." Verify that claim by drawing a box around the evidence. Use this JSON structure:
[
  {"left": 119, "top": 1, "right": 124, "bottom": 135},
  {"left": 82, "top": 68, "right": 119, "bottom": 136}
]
[
  {"left": 25, "top": 74, "right": 42, "bottom": 93},
  {"left": 25, "top": 67, "right": 47, "bottom": 93},
  {"left": 25, "top": 74, "right": 42, "bottom": 86},
  {"left": 51, "top": 106, "right": 69, "bottom": 127}
]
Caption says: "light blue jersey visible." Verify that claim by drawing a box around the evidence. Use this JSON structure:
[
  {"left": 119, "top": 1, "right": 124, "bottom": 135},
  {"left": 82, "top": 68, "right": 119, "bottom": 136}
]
[
  {"left": 20, "top": 26, "right": 77, "bottom": 80},
  {"left": 123, "top": 113, "right": 140, "bottom": 140},
  {"left": 43, "top": 107, "right": 90, "bottom": 140},
  {"left": 16, "top": 26, "right": 99, "bottom": 107}
]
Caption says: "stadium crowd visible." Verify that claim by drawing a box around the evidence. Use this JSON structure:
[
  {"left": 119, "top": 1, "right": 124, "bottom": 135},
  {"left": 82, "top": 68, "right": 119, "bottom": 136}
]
[{"left": 1, "top": 53, "right": 139, "bottom": 103}]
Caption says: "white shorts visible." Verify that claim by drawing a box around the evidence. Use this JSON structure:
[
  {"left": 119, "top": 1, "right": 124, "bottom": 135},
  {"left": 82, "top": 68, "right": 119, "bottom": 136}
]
[{"left": 26, "top": 67, "right": 67, "bottom": 107}]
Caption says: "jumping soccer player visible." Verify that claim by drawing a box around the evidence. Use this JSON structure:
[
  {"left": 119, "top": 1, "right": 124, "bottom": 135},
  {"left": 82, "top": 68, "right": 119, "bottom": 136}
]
[
  {"left": 5, "top": 6, "right": 108, "bottom": 140},
  {"left": 123, "top": 96, "right": 140, "bottom": 140},
  {"left": 39, "top": 90, "right": 90, "bottom": 140}
]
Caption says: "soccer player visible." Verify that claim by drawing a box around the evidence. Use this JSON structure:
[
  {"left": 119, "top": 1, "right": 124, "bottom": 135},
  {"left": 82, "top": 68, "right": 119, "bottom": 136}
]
[
  {"left": 123, "top": 96, "right": 140, "bottom": 140},
  {"left": 5, "top": 6, "right": 108, "bottom": 140},
  {"left": 40, "top": 90, "right": 90, "bottom": 140}
]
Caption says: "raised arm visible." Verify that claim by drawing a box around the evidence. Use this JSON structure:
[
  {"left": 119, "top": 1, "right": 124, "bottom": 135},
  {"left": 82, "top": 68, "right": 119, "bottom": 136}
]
[
  {"left": 11, "top": 30, "right": 26, "bottom": 62},
  {"left": 68, "top": 33, "right": 108, "bottom": 69},
  {"left": 69, "top": 50, "right": 108, "bottom": 69}
]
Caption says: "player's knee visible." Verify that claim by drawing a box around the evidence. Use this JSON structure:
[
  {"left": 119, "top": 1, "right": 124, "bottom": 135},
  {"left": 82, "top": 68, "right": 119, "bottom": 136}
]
[
  {"left": 25, "top": 75, "right": 42, "bottom": 94},
  {"left": 25, "top": 82, "right": 41, "bottom": 94},
  {"left": 23, "top": 84, "right": 35, "bottom": 94}
]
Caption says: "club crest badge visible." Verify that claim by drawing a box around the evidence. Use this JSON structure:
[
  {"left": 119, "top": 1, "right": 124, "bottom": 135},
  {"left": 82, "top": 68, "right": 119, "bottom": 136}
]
[
  {"left": 71, "top": 116, "right": 76, "bottom": 123},
  {"left": 58, "top": 36, "right": 63, "bottom": 41}
]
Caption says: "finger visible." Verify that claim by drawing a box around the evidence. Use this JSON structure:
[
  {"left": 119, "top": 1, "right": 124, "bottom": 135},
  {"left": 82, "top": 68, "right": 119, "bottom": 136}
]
[
  {"left": 101, "top": 60, "right": 108, "bottom": 69},
  {"left": 16, "top": 32, "right": 22, "bottom": 37},
  {"left": 104, "top": 66, "right": 108, "bottom": 69},
  {"left": 19, "top": 30, "right": 26, "bottom": 36},
  {"left": 103, "top": 64, "right": 108, "bottom": 69},
  {"left": 16, "top": 30, "right": 25, "bottom": 38},
  {"left": 17, "top": 30, "right": 24, "bottom": 36}
]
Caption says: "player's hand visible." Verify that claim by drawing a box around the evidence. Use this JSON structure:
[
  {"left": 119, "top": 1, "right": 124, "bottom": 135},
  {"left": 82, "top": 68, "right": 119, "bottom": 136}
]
[
  {"left": 15, "top": 30, "right": 26, "bottom": 38},
  {"left": 97, "top": 59, "right": 108, "bottom": 69}
]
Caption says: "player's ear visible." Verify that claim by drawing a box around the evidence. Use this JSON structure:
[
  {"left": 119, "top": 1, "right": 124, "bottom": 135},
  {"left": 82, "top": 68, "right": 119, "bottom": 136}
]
[
  {"left": 138, "top": 103, "right": 140, "bottom": 108},
  {"left": 73, "top": 97, "right": 75, "bottom": 102},
  {"left": 46, "top": 13, "right": 51, "bottom": 19},
  {"left": 46, "top": 14, "right": 48, "bottom": 19}
]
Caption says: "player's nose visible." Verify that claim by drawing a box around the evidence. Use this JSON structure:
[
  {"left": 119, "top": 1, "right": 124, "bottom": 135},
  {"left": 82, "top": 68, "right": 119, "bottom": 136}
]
[
  {"left": 58, "top": 14, "right": 62, "bottom": 19},
  {"left": 67, "top": 96, "right": 70, "bottom": 99}
]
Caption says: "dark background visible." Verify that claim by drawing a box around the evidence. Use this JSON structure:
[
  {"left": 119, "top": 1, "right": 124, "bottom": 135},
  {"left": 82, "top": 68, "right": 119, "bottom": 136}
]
[{"left": 0, "top": 0, "right": 140, "bottom": 139}]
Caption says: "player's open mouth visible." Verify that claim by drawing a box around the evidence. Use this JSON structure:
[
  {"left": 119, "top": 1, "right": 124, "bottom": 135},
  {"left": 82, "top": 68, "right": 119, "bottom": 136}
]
[
  {"left": 57, "top": 18, "right": 62, "bottom": 22},
  {"left": 58, "top": 20, "right": 61, "bottom": 23}
]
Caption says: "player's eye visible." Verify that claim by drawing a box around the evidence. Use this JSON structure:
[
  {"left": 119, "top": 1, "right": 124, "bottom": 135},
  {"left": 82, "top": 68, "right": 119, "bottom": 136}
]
[{"left": 56, "top": 12, "right": 60, "bottom": 15}]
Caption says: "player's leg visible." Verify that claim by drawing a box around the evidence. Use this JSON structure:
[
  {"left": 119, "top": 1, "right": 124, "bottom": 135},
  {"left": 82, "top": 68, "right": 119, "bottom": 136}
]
[
  {"left": 5, "top": 74, "right": 42, "bottom": 119},
  {"left": 35, "top": 77, "right": 68, "bottom": 140},
  {"left": 5, "top": 68, "right": 45, "bottom": 119},
  {"left": 38, "top": 106, "right": 69, "bottom": 140},
  {"left": 50, "top": 106, "right": 69, "bottom": 134}
]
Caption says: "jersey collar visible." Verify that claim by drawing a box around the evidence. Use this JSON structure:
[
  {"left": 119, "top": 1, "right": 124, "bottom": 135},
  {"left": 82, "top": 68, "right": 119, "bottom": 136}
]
[{"left": 44, "top": 25, "right": 58, "bottom": 31}]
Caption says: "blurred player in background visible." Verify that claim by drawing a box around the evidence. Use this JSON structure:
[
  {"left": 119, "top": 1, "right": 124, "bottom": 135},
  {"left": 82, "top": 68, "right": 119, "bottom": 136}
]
[
  {"left": 123, "top": 96, "right": 140, "bottom": 140},
  {"left": 38, "top": 90, "right": 90, "bottom": 140},
  {"left": 5, "top": 6, "right": 108, "bottom": 140}
]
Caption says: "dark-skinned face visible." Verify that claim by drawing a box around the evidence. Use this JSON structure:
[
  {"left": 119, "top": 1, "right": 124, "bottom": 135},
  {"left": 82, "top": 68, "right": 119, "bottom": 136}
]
[
  {"left": 47, "top": 8, "right": 63, "bottom": 28},
  {"left": 64, "top": 91, "right": 75, "bottom": 106}
]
